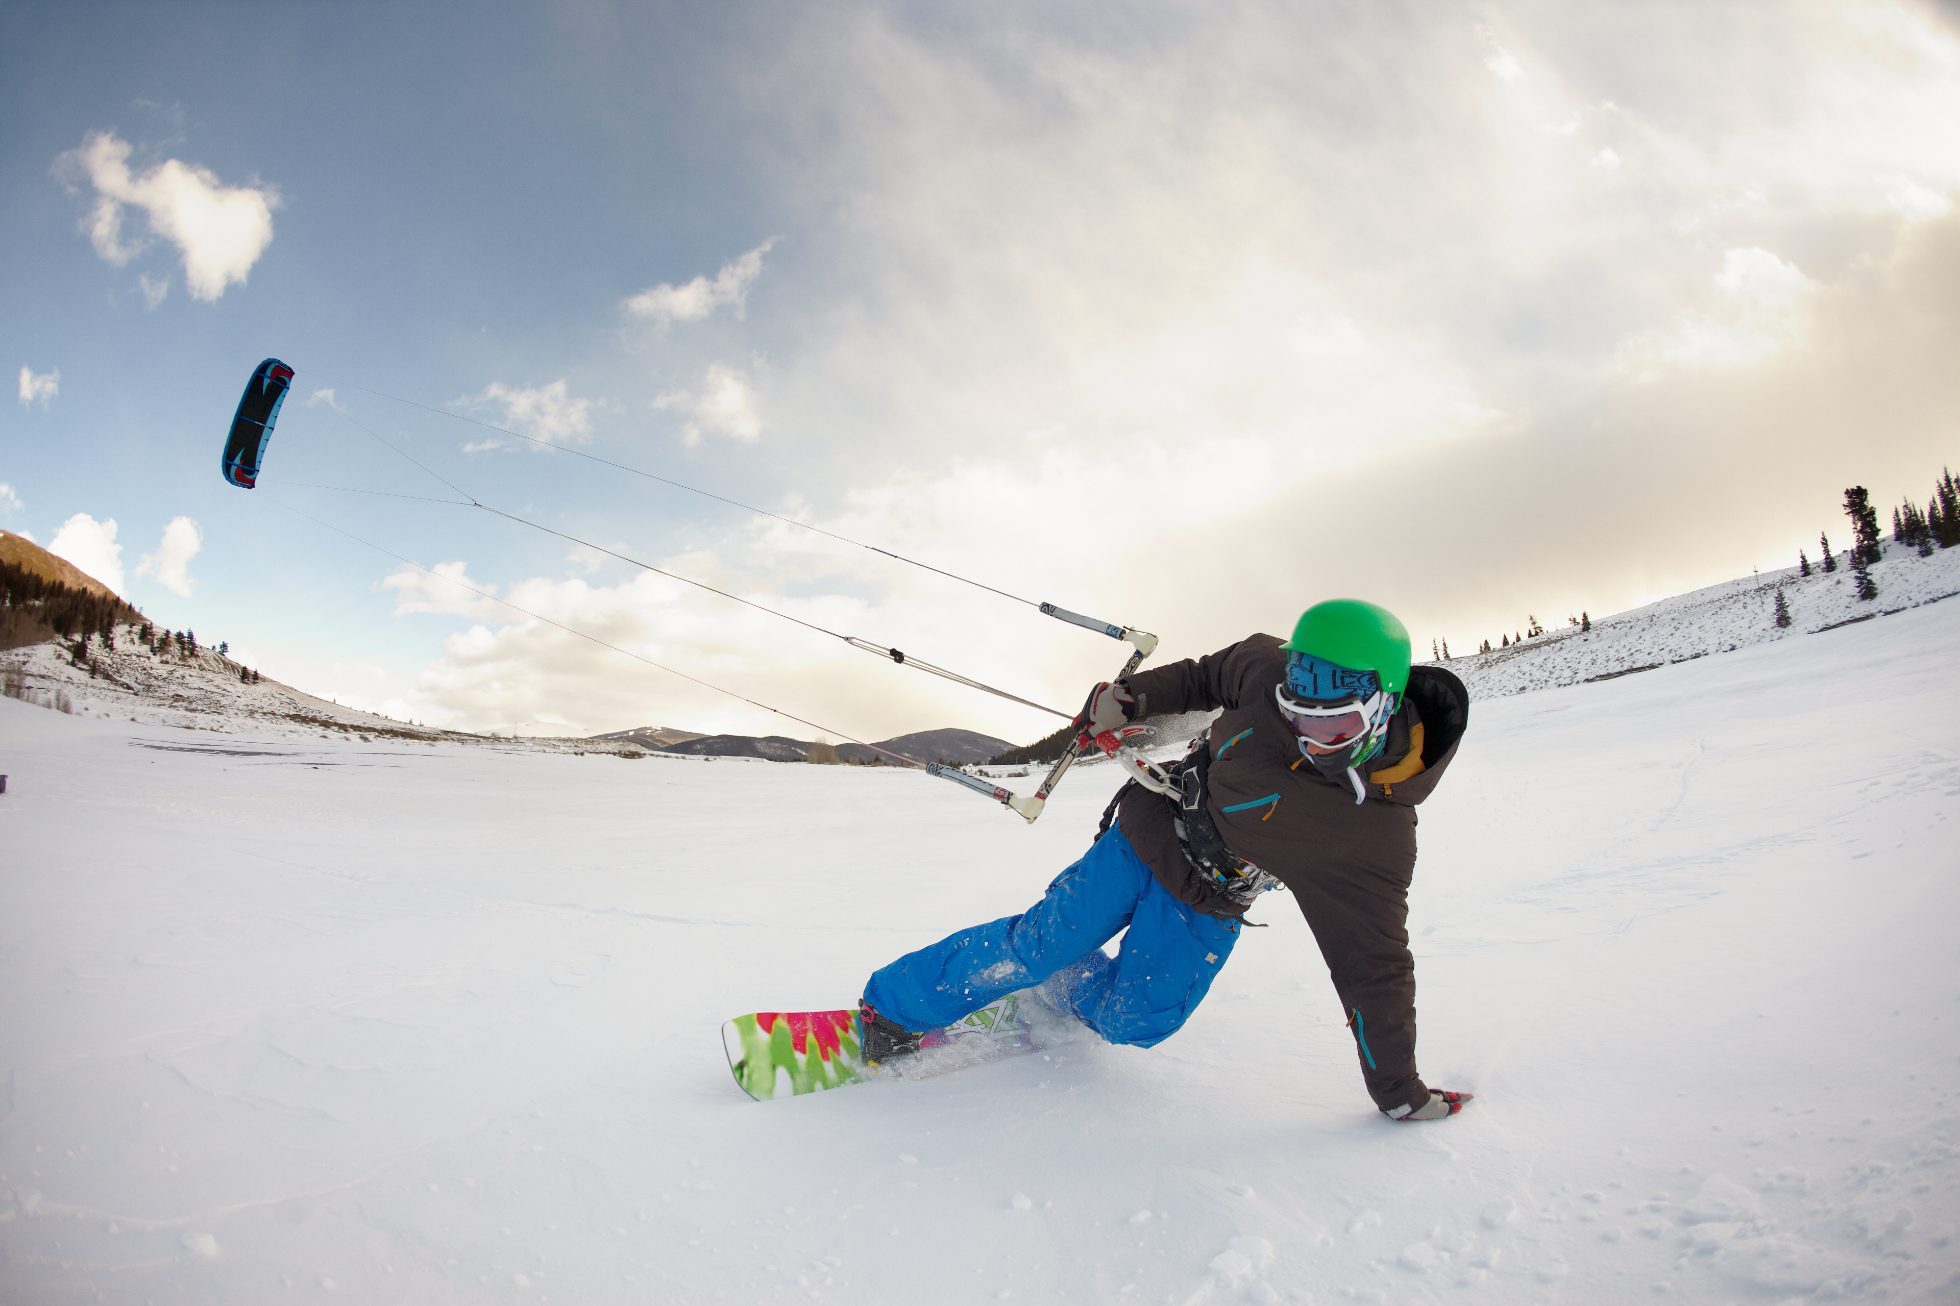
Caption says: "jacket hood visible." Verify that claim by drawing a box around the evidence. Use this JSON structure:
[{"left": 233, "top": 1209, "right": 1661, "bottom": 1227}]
[{"left": 1365, "top": 664, "right": 1469, "bottom": 805}]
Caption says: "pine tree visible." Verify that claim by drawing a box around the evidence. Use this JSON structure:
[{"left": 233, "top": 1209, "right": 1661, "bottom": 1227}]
[
  {"left": 1843, "top": 487, "right": 1883, "bottom": 567},
  {"left": 1899, "top": 486, "right": 1934, "bottom": 554},
  {"left": 1851, "top": 549, "right": 1878, "bottom": 601},
  {"left": 1935, "top": 468, "right": 1960, "bottom": 547},
  {"left": 1798, "top": 548, "right": 1811, "bottom": 577},
  {"left": 1581, "top": 611, "right": 1591, "bottom": 632},
  {"left": 1820, "top": 533, "right": 1837, "bottom": 572},
  {"left": 1501, "top": 634, "right": 1509, "bottom": 648},
  {"left": 1898, "top": 500, "right": 1922, "bottom": 547},
  {"left": 1773, "top": 589, "right": 1792, "bottom": 629},
  {"left": 1441, "top": 637, "right": 1451, "bottom": 659},
  {"left": 1842, "top": 487, "right": 1874, "bottom": 564}
]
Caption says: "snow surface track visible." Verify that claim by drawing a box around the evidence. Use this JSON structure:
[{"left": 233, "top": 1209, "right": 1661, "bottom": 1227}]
[{"left": 2, "top": 601, "right": 1958, "bottom": 1303}]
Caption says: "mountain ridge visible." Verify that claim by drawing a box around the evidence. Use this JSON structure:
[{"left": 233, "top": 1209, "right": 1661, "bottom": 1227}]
[
  {"left": 0, "top": 529, "right": 125, "bottom": 602},
  {"left": 628, "top": 725, "right": 1013, "bottom": 765}
]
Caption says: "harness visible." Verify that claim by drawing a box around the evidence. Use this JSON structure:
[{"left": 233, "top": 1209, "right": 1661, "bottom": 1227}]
[{"left": 1098, "top": 740, "right": 1284, "bottom": 909}]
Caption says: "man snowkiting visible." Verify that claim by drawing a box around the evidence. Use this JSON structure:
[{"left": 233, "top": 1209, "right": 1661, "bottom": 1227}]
[{"left": 860, "top": 599, "right": 1473, "bottom": 1121}]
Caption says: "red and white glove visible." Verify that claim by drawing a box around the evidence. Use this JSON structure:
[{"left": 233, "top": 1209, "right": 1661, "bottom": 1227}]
[
  {"left": 1389, "top": 1090, "right": 1474, "bottom": 1121},
  {"left": 1073, "top": 681, "right": 1138, "bottom": 753}
]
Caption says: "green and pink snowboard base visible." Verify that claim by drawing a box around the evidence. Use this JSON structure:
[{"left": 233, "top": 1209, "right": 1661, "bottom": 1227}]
[{"left": 722, "top": 995, "right": 1035, "bottom": 1101}]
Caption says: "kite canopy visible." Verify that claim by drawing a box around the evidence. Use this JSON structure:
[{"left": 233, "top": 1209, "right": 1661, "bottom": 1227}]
[{"left": 221, "top": 358, "right": 294, "bottom": 489}]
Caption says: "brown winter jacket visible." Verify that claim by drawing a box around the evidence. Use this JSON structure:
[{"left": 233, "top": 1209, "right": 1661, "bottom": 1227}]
[{"left": 1113, "top": 634, "right": 1470, "bottom": 1116}]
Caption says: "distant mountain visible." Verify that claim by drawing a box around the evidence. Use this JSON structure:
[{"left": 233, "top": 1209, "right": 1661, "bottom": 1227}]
[
  {"left": 594, "top": 723, "right": 1015, "bottom": 765},
  {"left": 836, "top": 728, "right": 1015, "bottom": 766},
  {"left": 1, "top": 529, "right": 128, "bottom": 603},
  {"left": 658, "top": 733, "right": 817, "bottom": 761},
  {"left": 589, "top": 725, "right": 707, "bottom": 750},
  {"left": 1, "top": 530, "right": 147, "bottom": 653}
]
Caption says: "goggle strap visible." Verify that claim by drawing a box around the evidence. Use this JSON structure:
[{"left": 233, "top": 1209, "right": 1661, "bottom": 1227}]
[{"left": 1284, "top": 651, "right": 1381, "bottom": 703}]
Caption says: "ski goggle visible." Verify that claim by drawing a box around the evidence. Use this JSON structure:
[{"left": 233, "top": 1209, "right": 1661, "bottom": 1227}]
[
  {"left": 1283, "top": 651, "right": 1382, "bottom": 705},
  {"left": 1273, "top": 682, "right": 1392, "bottom": 755}
]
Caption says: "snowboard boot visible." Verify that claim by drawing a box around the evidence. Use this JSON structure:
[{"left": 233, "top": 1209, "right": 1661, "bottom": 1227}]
[{"left": 857, "top": 1002, "right": 923, "bottom": 1066}]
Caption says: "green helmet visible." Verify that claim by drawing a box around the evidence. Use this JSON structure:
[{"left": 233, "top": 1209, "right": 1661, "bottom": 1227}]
[{"left": 1281, "top": 599, "right": 1412, "bottom": 696}]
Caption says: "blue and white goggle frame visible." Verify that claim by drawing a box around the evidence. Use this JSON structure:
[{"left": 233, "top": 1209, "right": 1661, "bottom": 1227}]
[{"left": 1275, "top": 653, "right": 1398, "bottom": 764}]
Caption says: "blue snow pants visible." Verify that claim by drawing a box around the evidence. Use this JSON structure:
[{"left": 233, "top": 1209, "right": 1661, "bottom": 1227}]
[{"left": 862, "top": 825, "right": 1242, "bottom": 1047}]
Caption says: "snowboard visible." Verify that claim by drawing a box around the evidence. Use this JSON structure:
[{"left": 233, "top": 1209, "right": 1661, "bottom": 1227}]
[{"left": 722, "top": 994, "right": 1036, "bottom": 1102}]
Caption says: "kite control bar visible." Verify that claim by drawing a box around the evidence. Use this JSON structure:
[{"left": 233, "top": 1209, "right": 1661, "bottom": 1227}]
[{"left": 926, "top": 614, "right": 1173, "bottom": 824}]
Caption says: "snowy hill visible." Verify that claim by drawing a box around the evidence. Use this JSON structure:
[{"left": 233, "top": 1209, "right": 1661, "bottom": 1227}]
[
  {"left": 0, "top": 630, "right": 1009, "bottom": 763},
  {"left": 0, "top": 527, "right": 125, "bottom": 601},
  {"left": 0, "top": 623, "right": 557, "bottom": 749},
  {"left": 847, "top": 726, "right": 1016, "bottom": 766},
  {"left": 2, "top": 556, "right": 1958, "bottom": 1303},
  {"left": 1438, "top": 539, "right": 1960, "bottom": 701},
  {"left": 588, "top": 725, "right": 708, "bottom": 749},
  {"left": 651, "top": 727, "right": 1014, "bottom": 764}
]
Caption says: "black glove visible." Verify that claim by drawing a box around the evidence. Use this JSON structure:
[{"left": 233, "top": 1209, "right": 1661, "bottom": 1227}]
[
  {"left": 1072, "top": 680, "right": 1137, "bottom": 749},
  {"left": 1388, "top": 1089, "right": 1473, "bottom": 1121}
]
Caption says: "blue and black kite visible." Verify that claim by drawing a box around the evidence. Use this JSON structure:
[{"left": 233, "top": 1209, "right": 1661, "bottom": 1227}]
[{"left": 221, "top": 358, "right": 294, "bottom": 489}]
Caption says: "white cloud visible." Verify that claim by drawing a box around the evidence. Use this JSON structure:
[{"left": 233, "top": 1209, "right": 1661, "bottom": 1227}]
[
  {"left": 139, "top": 273, "right": 170, "bottom": 309},
  {"left": 18, "top": 366, "right": 59, "bottom": 409},
  {"left": 0, "top": 483, "right": 21, "bottom": 513},
  {"left": 1885, "top": 176, "right": 1952, "bottom": 221},
  {"left": 135, "top": 516, "right": 202, "bottom": 597},
  {"left": 1664, "top": 9, "right": 1960, "bottom": 229},
  {"left": 47, "top": 513, "right": 126, "bottom": 596},
  {"left": 56, "top": 130, "right": 280, "bottom": 302},
  {"left": 1591, "top": 147, "right": 1622, "bottom": 170},
  {"left": 380, "top": 561, "right": 504, "bottom": 619},
  {"left": 1713, "top": 247, "right": 1812, "bottom": 303},
  {"left": 395, "top": 560, "right": 902, "bottom": 738},
  {"left": 623, "top": 238, "right": 778, "bottom": 326},
  {"left": 1485, "top": 48, "right": 1524, "bottom": 82},
  {"left": 565, "top": 541, "right": 635, "bottom": 575},
  {"left": 656, "top": 364, "right": 763, "bottom": 447},
  {"left": 1619, "top": 247, "right": 1820, "bottom": 378},
  {"left": 1475, "top": 22, "right": 1525, "bottom": 83},
  {"left": 463, "top": 379, "right": 594, "bottom": 446}
]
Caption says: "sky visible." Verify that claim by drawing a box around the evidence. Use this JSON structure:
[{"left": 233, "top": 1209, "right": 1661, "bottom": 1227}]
[{"left": 5, "top": 0, "right": 1960, "bottom": 743}]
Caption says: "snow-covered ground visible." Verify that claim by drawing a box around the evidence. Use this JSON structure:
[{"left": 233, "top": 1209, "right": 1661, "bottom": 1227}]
[{"left": 3, "top": 574, "right": 1959, "bottom": 1303}]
